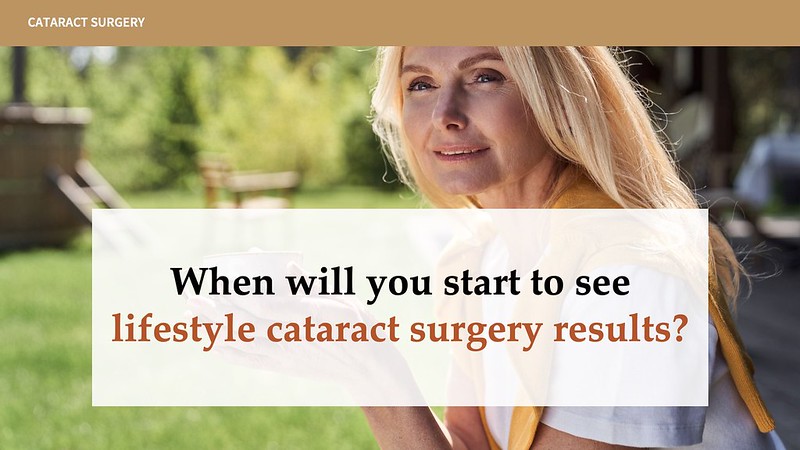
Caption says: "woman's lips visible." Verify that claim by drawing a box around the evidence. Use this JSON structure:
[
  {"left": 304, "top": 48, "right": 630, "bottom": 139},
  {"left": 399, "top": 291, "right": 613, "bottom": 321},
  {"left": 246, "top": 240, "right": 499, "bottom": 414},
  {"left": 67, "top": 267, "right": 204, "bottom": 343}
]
[{"left": 433, "top": 146, "right": 489, "bottom": 162}]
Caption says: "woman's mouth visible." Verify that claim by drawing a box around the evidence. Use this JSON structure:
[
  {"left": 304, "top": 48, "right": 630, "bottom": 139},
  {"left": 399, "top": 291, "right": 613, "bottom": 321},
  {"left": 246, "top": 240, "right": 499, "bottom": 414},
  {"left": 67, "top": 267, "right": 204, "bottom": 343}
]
[{"left": 433, "top": 147, "right": 489, "bottom": 161}]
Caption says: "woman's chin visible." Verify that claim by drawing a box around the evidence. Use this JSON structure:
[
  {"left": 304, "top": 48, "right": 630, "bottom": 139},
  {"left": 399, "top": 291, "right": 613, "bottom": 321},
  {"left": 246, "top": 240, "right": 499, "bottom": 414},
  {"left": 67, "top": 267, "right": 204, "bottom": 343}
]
[{"left": 436, "top": 177, "right": 492, "bottom": 197}]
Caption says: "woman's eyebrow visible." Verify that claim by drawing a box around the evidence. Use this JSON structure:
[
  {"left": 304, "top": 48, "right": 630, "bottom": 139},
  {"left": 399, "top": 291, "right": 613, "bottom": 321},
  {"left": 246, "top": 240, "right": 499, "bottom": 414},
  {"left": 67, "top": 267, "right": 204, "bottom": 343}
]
[
  {"left": 400, "top": 64, "right": 430, "bottom": 76},
  {"left": 457, "top": 52, "right": 503, "bottom": 70}
]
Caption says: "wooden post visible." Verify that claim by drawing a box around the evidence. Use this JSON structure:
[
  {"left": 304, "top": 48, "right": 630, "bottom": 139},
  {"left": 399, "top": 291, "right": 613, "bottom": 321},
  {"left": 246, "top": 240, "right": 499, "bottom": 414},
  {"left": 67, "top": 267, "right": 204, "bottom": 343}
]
[
  {"left": 704, "top": 47, "right": 735, "bottom": 188},
  {"left": 12, "top": 47, "right": 27, "bottom": 104}
]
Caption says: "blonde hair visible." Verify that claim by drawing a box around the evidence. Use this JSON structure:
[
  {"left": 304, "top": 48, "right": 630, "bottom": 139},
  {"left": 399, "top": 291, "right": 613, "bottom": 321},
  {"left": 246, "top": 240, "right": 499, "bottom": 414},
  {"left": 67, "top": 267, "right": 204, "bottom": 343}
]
[{"left": 371, "top": 46, "right": 742, "bottom": 304}]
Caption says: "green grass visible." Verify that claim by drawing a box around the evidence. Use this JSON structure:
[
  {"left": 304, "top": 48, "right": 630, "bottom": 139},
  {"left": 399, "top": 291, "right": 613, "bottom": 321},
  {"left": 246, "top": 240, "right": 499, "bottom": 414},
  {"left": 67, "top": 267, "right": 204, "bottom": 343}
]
[
  {"left": 123, "top": 185, "right": 425, "bottom": 209},
  {"left": 0, "top": 186, "right": 429, "bottom": 449}
]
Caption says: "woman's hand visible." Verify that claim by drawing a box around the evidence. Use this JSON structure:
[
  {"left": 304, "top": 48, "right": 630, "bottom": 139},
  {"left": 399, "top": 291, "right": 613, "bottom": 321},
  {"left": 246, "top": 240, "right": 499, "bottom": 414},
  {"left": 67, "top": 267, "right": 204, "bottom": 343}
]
[{"left": 186, "top": 288, "right": 423, "bottom": 404}]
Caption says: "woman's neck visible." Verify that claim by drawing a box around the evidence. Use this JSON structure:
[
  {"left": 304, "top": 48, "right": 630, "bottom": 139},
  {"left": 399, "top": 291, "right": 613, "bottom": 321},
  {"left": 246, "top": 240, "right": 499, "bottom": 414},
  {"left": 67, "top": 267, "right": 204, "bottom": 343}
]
[{"left": 475, "top": 153, "right": 564, "bottom": 208}]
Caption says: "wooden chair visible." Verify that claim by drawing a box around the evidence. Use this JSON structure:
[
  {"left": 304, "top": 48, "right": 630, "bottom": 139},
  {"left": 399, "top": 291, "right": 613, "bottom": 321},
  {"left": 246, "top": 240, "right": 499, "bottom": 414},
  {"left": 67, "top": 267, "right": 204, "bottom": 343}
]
[{"left": 198, "top": 155, "right": 300, "bottom": 209}]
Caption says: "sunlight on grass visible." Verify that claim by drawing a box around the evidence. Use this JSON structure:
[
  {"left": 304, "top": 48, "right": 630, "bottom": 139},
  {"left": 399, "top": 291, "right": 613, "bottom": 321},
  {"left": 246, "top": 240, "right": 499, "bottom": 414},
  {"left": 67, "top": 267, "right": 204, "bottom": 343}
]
[
  {"left": 0, "top": 186, "right": 431, "bottom": 449},
  {"left": 123, "top": 185, "right": 425, "bottom": 209}
]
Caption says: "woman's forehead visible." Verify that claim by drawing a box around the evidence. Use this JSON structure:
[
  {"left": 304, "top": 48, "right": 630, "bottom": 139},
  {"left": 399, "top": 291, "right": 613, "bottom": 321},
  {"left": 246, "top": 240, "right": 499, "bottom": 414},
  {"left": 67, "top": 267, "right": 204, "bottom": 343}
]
[{"left": 401, "top": 47, "right": 502, "bottom": 71}]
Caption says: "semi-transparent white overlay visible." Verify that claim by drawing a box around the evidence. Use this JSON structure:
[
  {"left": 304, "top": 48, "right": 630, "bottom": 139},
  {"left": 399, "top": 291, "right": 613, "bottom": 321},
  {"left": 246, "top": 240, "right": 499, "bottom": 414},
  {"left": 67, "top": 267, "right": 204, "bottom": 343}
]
[{"left": 92, "top": 209, "right": 708, "bottom": 407}]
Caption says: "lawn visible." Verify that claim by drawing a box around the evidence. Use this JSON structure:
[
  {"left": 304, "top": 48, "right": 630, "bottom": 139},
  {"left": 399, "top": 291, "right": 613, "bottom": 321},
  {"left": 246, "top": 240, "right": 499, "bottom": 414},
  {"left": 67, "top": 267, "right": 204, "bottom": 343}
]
[
  {"left": 0, "top": 185, "right": 425, "bottom": 449},
  {"left": 124, "top": 185, "right": 424, "bottom": 209}
]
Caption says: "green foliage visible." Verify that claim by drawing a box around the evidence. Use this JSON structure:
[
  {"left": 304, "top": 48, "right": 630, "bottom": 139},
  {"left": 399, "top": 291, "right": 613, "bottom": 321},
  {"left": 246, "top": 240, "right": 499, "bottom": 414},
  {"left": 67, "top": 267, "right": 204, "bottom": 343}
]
[
  {"left": 8, "top": 46, "right": 792, "bottom": 194},
  {"left": 342, "top": 112, "right": 401, "bottom": 190},
  {"left": 194, "top": 47, "right": 382, "bottom": 188},
  {"left": 196, "top": 47, "right": 323, "bottom": 180},
  {"left": 81, "top": 49, "right": 164, "bottom": 190},
  {"left": 0, "top": 46, "right": 387, "bottom": 191},
  {"left": 26, "top": 47, "right": 88, "bottom": 106},
  {"left": 147, "top": 48, "right": 202, "bottom": 188},
  {"left": 0, "top": 48, "right": 10, "bottom": 100}
]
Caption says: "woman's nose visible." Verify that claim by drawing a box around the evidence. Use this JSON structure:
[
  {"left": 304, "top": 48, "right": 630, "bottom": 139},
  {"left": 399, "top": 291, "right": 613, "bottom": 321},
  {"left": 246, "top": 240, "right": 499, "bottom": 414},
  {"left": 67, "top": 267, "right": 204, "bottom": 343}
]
[{"left": 432, "top": 85, "right": 468, "bottom": 131}]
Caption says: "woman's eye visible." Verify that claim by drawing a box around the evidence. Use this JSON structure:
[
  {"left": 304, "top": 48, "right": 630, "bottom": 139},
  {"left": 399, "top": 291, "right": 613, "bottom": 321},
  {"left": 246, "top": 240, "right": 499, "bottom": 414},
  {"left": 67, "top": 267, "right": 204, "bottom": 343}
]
[
  {"left": 408, "top": 81, "right": 433, "bottom": 92},
  {"left": 474, "top": 71, "right": 504, "bottom": 84}
]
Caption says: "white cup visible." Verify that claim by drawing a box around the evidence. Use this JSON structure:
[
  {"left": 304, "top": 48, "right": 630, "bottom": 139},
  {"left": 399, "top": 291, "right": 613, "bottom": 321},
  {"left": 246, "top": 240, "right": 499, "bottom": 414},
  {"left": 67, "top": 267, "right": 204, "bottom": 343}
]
[{"left": 201, "top": 249, "right": 303, "bottom": 298}]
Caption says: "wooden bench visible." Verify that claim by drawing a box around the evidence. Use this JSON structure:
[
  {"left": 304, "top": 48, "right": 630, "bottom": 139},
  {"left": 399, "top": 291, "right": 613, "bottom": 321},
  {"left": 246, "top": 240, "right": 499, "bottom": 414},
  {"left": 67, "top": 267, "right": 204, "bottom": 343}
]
[{"left": 199, "top": 156, "right": 300, "bottom": 208}]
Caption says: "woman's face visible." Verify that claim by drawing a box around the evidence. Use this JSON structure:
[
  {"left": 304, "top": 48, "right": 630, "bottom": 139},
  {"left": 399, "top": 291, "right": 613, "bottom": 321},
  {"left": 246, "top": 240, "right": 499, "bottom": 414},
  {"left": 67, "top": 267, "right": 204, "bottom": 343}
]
[{"left": 400, "top": 47, "right": 556, "bottom": 208}]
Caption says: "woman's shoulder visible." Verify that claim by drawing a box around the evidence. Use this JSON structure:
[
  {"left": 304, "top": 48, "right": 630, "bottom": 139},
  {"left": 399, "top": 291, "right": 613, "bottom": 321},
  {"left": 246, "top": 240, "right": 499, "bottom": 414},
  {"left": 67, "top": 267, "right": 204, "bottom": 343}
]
[{"left": 551, "top": 173, "right": 622, "bottom": 210}]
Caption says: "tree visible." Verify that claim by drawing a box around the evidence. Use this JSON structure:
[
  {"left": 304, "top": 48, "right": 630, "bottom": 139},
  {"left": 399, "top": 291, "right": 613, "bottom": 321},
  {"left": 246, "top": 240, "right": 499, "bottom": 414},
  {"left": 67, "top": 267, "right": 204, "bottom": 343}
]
[{"left": 148, "top": 48, "right": 202, "bottom": 187}]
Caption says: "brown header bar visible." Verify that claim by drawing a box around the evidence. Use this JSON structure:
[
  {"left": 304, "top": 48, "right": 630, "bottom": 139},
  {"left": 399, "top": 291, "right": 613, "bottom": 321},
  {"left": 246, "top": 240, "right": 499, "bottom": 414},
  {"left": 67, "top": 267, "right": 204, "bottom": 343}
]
[{"left": 3, "top": 0, "right": 800, "bottom": 45}]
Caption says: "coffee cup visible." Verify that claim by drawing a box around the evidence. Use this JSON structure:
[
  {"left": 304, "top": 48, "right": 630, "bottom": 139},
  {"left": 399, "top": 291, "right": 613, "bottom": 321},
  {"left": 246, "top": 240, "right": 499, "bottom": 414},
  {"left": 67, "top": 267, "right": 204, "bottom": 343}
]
[{"left": 200, "top": 249, "right": 303, "bottom": 316}]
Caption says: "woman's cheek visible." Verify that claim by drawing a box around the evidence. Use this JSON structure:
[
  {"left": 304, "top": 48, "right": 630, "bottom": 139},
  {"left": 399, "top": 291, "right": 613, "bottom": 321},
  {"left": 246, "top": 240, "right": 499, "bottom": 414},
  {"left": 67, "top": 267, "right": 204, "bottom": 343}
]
[{"left": 402, "top": 109, "right": 429, "bottom": 151}]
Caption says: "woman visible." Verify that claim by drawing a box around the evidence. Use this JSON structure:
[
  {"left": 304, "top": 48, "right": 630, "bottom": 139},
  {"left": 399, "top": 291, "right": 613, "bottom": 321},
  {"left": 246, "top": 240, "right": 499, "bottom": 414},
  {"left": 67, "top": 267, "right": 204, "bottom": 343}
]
[{"left": 366, "top": 47, "right": 784, "bottom": 449}]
